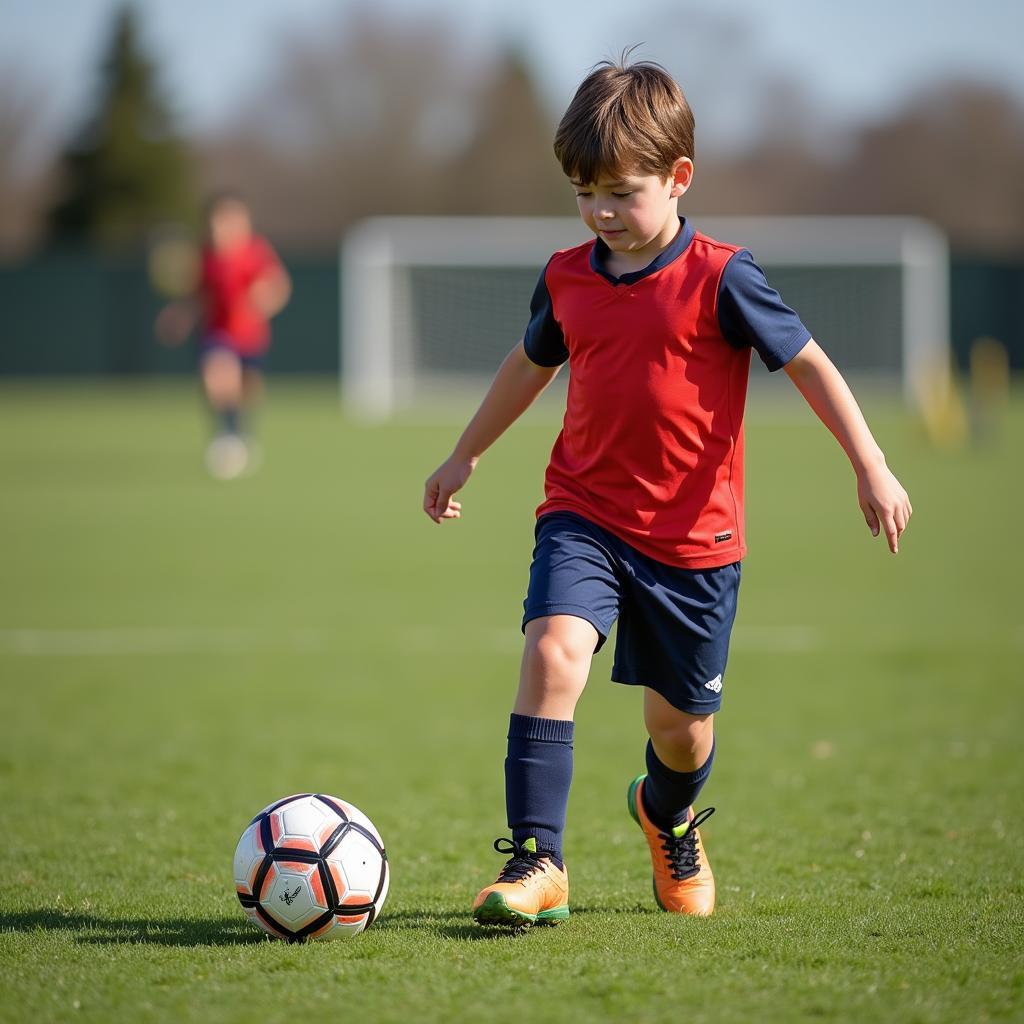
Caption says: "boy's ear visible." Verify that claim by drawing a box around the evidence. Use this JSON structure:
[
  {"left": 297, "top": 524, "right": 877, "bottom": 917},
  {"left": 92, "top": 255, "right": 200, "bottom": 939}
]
[{"left": 669, "top": 158, "right": 694, "bottom": 198}]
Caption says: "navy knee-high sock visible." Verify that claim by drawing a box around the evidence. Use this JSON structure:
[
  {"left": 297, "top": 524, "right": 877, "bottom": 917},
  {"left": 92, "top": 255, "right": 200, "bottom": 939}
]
[
  {"left": 642, "top": 737, "right": 715, "bottom": 830},
  {"left": 215, "top": 407, "right": 241, "bottom": 436},
  {"left": 504, "top": 713, "right": 574, "bottom": 864}
]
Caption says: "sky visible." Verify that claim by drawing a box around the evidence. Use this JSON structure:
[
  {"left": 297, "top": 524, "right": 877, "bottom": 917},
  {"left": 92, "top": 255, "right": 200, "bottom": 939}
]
[{"left": 2, "top": 0, "right": 1022, "bottom": 153}]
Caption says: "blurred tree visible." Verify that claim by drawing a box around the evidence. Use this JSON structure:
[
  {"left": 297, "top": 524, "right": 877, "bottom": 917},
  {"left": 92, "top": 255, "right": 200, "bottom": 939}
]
[
  {"left": 830, "top": 82, "right": 1024, "bottom": 253},
  {"left": 200, "top": 8, "right": 473, "bottom": 247},
  {"left": 199, "top": 9, "right": 567, "bottom": 246},
  {"left": 193, "top": 2, "right": 1024, "bottom": 254},
  {"left": 445, "top": 47, "right": 566, "bottom": 215},
  {"left": 690, "top": 79, "right": 1024, "bottom": 254},
  {"left": 48, "top": 3, "right": 193, "bottom": 247},
  {"left": 0, "top": 69, "right": 55, "bottom": 255}
]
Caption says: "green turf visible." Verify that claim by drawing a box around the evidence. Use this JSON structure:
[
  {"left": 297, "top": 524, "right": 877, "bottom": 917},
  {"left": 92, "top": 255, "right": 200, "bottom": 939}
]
[{"left": 0, "top": 381, "right": 1021, "bottom": 1024}]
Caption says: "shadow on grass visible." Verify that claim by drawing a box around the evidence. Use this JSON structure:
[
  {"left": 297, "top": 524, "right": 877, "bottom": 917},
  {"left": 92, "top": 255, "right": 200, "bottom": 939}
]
[
  {"left": 3, "top": 907, "right": 531, "bottom": 944},
  {"left": 375, "top": 909, "right": 527, "bottom": 941},
  {"left": 2, "top": 907, "right": 525, "bottom": 945},
  {"left": 0, "top": 908, "right": 262, "bottom": 947},
  {"left": 376, "top": 903, "right": 656, "bottom": 941},
  {"left": 2, "top": 904, "right": 659, "bottom": 947}
]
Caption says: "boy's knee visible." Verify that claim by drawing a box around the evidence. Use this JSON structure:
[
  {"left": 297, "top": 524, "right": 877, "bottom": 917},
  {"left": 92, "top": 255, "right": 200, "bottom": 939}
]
[
  {"left": 525, "top": 623, "right": 594, "bottom": 675},
  {"left": 203, "top": 351, "right": 242, "bottom": 402},
  {"left": 648, "top": 711, "right": 713, "bottom": 760},
  {"left": 516, "top": 617, "right": 597, "bottom": 714}
]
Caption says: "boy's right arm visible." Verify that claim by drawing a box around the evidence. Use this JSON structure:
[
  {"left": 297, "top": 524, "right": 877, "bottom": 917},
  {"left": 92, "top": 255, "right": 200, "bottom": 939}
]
[
  {"left": 423, "top": 340, "right": 562, "bottom": 524},
  {"left": 155, "top": 298, "right": 199, "bottom": 346}
]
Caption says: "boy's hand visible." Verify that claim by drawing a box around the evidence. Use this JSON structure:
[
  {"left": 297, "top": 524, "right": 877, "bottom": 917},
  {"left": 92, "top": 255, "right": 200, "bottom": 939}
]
[
  {"left": 784, "top": 341, "right": 913, "bottom": 555},
  {"left": 248, "top": 270, "right": 291, "bottom": 318},
  {"left": 423, "top": 455, "right": 476, "bottom": 524},
  {"left": 856, "top": 460, "right": 912, "bottom": 554},
  {"left": 155, "top": 300, "right": 195, "bottom": 346}
]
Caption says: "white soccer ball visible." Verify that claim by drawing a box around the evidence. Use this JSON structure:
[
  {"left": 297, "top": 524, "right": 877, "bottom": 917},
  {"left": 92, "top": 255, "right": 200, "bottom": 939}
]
[{"left": 233, "top": 793, "right": 389, "bottom": 941}]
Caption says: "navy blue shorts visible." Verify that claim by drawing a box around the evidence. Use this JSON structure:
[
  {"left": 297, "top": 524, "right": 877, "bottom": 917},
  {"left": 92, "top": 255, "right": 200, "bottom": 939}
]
[
  {"left": 522, "top": 512, "right": 741, "bottom": 715},
  {"left": 198, "top": 333, "right": 266, "bottom": 371}
]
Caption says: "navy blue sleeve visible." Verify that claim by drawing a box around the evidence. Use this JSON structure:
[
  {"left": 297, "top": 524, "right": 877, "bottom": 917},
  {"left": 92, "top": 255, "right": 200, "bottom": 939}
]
[
  {"left": 717, "top": 250, "right": 811, "bottom": 371},
  {"left": 523, "top": 262, "right": 569, "bottom": 367}
]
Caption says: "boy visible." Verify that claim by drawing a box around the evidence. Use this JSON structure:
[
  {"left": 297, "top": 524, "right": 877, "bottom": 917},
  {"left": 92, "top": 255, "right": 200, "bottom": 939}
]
[
  {"left": 157, "top": 191, "right": 291, "bottom": 480},
  {"left": 423, "top": 58, "right": 911, "bottom": 926}
]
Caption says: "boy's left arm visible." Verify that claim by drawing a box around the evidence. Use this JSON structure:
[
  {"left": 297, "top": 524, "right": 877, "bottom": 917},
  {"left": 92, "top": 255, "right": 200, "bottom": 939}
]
[
  {"left": 784, "top": 340, "right": 912, "bottom": 554},
  {"left": 249, "top": 240, "right": 292, "bottom": 319},
  {"left": 250, "top": 264, "right": 291, "bottom": 319}
]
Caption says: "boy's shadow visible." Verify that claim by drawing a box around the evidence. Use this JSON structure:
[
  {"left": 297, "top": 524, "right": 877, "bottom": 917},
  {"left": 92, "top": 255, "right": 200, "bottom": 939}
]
[
  {"left": 0, "top": 908, "right": 262, "bottom": 947},
  {"left": 2, "top": 904, "right": 651, "bottom": 946},
  {"left": 0, "top": 907, "right": 524, "bottom": 945},
  {"left": 376, "top": 909, "right": 522, "bottom": 941},
  {"left": 2, "top": 907, "right": 525, "bottom": 945},
  {"left": 378, "top": 904, "right": 652, "bottom": 941}
]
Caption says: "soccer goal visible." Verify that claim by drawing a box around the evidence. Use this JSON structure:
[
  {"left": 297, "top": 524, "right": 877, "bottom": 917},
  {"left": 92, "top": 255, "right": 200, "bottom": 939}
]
[{"left": 340, "top": 215, "right": 950, "bottom": 420}]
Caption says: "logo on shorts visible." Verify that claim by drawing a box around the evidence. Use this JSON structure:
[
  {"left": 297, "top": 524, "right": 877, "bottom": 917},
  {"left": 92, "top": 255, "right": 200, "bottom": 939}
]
[
  {"left": 705, "top": 674, "right": 723, "bottom": 693},
  {"left": 714, "top": 532, "right": 732, "bottom": 544}
]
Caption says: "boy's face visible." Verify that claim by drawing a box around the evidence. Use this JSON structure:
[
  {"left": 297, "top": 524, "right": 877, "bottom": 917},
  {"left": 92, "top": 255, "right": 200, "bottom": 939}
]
[
  {"left": 571, "top": 159, "right": 693, "bottom": 263},
  {"left": 209, "top": 199, "right": 252, "bottom": 251}
]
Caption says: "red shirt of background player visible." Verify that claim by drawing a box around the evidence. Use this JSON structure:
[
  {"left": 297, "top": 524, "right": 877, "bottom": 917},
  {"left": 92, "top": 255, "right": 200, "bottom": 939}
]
[{"left": 200, "top": 236, "right": 283, "bottom": 356}]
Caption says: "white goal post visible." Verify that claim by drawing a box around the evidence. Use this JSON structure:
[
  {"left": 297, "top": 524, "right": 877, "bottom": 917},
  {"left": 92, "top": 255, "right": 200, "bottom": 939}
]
[{"left": 340, "top": 215, "right": 949, "bottom": 420}]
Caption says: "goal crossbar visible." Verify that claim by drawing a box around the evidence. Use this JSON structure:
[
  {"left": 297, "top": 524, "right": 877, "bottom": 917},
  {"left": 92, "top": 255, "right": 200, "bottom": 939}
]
[{"left": 341, "top": 215, "right": 949, "bottom": 419}]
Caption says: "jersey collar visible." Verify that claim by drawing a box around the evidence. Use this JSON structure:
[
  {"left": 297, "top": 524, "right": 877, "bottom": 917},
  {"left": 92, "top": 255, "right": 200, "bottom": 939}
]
[{"left": 590, "top": 216, "right": 695, "bottom": 286}]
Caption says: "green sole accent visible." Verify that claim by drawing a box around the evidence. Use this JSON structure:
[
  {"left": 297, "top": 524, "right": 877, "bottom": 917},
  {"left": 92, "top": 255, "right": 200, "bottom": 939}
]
[
  {"left": 627, "top": 774, "right": 645, "bottom": 827},
  {"left": 474, "top": 892, "right": 533, "bottom": 926},
  {"left": 474, "top": 891, "right": 534, "bottom": 926},
  {"left": 536, "top": 905, "right": 570, "bottom": 925},
  {"left": 473, "top": 892, "right": 569, "bottom": 928},
  {"left": 652, "top": 876, "right": 668, "bottom": 912}
]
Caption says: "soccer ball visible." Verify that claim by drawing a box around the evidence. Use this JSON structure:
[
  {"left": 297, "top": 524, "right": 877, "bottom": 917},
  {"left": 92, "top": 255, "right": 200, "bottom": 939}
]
[{"left": 233, "top": 793, "right": 389, "bottom": 941}]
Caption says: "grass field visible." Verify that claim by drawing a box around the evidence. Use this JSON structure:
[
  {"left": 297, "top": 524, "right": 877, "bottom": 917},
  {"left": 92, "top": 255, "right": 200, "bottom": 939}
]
[{"left": 1, "top": 381, "right": 1021, "bottom": 1024}]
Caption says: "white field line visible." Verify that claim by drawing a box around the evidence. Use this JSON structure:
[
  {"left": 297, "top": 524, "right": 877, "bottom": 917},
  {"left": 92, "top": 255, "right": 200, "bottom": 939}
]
[{"left": 0, "top": 625, "right": 1019, "bottom": 658}]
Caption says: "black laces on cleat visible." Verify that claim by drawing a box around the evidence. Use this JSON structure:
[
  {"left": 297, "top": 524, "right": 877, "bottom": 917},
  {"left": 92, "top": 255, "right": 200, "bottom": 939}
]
[
  {"left": 659, "top": 806, "right": 716, "bottom": 881},
  {"left": 492, "top": 837, "right": 552, "bottom": 882}
]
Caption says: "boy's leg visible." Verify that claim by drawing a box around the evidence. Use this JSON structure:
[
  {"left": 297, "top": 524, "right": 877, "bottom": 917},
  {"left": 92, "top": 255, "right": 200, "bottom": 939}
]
[
  {"left": 474, "top": 614, "right": 597, "bottom": 926},
  {"left": 613, "top": 557, "right": 739, "bottom": 916},
  {"left": 625, "top": 688, "right": 716, "bottom": 915},
  {"left": 239, "top": 366, "right": 265, "bottom": 471},
  {"left": 642, "top": 689, "right": 715, "bottom": 828},
  {"left": 241, "top": 365, "right": 264, "bottom": 413},
  {"left": 506, "top": 613, "right": 598, "bottom": 856},
  {"left": 200, "top": 347, "right": 244, "bottom": 436},
  {"left": 200, "top": 347, "right": 250, "bottom": 479},
  {"left": 241, "top": 365, "right": 265, "bottom": 443},
  {"left": 475, "top": 513, "right": 620, "bottom": 926}
]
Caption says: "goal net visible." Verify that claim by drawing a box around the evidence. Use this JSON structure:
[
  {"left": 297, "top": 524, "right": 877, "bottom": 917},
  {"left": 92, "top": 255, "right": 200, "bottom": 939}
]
[{"left": 340, "top": 216, "right": 949, "bottom": 419}]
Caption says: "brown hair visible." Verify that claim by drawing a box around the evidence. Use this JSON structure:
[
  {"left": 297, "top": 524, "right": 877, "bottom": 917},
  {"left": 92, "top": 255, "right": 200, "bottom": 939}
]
[{"left": 553, "top": 52, "right": 695, "bottom": 184}]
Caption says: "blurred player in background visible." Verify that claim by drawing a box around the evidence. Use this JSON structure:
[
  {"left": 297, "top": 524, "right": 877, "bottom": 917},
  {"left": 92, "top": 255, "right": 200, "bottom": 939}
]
[{"left": 157, "top": 190, "right": 291, "bottom": 479}]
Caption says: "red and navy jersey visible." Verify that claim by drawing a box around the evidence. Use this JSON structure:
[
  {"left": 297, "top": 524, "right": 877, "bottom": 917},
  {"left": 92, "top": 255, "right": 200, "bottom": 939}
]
[
  {"left": 200, "top": 235, "right": 282, "bottom": 355},
  {"left": 523, "top": 217, "right": 810, "bottom": 569}
]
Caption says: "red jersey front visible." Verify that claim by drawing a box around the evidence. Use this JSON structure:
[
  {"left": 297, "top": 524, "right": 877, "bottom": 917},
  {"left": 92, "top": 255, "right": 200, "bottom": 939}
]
[
  {"left": 200, "top": 235, "right": 282, "bottom": 355},
  {"left": 523, "top": 218, "right": 810, "bottom": 569}
]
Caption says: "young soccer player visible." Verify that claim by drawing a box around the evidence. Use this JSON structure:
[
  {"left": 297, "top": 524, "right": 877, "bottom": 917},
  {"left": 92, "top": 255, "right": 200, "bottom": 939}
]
[
  {"left": 157, "top": 191, "right": 291, "bottom": 479},
  {"left": 423, "top": 57, "right": 912, "bottom": 926}
]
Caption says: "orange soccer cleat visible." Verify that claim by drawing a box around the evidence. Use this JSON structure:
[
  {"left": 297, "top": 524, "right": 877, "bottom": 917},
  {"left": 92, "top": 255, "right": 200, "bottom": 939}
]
[
  {"left": 627, "top": 775, "right": 716, "bottom": 916},
  {"left": 472, "top": 837, "right": 570, "bottom": 927}
]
